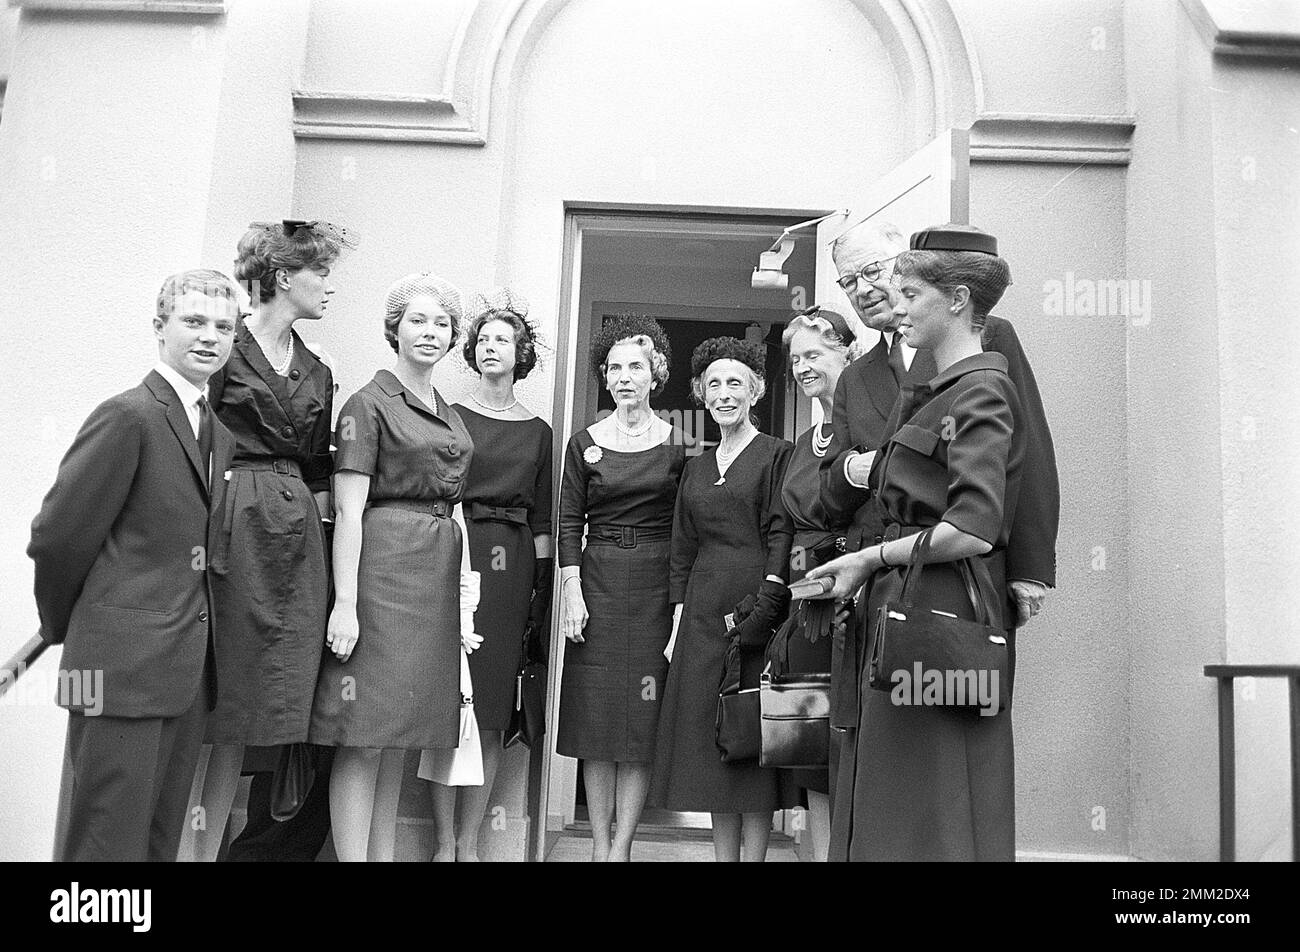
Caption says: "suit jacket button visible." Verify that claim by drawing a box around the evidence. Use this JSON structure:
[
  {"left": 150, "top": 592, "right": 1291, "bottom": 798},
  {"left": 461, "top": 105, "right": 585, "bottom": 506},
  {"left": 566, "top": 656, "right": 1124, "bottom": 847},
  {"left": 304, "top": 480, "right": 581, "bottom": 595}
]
[
  {"left": 447, "top": 441, "right": 459, "bottom": 456},
  {"left": 199, "top": 610, "right": 209, "bottom": 623},
  {"left": 282, "top": 489, "right": 294, "bottom": 501},
  {"left": 281, "top": 425, "right": 294, "bottom": 438},
  {"left": 289, "top": 369, "right": 301, "bottom": 381}
]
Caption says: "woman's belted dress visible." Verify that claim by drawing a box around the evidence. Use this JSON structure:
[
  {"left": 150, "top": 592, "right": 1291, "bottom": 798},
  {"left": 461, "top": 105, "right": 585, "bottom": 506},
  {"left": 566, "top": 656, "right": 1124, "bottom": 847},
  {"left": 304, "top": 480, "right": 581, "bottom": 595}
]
[{"left": 309, "top": 370, "right": 473, "bottom": 750}]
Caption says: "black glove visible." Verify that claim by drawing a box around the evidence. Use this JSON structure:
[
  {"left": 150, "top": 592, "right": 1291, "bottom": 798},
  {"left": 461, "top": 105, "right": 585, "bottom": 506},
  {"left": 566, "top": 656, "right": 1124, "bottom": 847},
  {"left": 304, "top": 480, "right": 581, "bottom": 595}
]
[
  {"left": 731, "top": 579, "right": 791, "bottom": 650},
  {"left": 732, "top": 592, "right": 759, "bottom": 625},
  {"left": 524, "top": 556, "right": 554, "bottom": 659}
]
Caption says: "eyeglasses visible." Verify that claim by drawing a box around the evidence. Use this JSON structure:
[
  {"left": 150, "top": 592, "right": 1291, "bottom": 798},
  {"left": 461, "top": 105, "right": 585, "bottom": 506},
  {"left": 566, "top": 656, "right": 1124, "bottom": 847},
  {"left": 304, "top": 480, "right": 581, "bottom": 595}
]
[{"left": 835, "top": 254, "right": 900, "bottom": 292}]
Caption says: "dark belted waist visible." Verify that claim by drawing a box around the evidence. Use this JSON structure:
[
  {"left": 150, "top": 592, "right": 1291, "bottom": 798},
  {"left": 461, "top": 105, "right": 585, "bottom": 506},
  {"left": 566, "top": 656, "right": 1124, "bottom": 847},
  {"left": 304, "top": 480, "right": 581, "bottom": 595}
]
[
  {"left": 467, "top": 502, "right": 529, "bottom": 526},
  {"left": 230, "top": 457, "right": 303, "bottom": 479},
  {"left": 586, "top": 523, "right": 671, "bottom": 548},
  {"left": 368, "top": 498, "right": 455, "bottom": 519}
]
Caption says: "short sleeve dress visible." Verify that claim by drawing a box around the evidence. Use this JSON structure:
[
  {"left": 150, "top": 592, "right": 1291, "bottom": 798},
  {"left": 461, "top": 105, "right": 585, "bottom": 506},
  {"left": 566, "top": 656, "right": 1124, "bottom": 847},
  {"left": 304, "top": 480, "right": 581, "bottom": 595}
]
[
  {"left": 648, "top": 432, "right": 801, "bottom": 813},
  {"left": 835, "top": 352, "right": 1025, "bottom": 862},
  {"left": 452, "top": 404, "right": 554, "bottom": 731},
  {"left": 555, "top": 428, "right": 688, "bottom": 763},
  {"left": 205, "top": 322, "right": 333, "bottom": 747},
  {"left": 308, "top": 369, "right": 474, "bottom": 750}
]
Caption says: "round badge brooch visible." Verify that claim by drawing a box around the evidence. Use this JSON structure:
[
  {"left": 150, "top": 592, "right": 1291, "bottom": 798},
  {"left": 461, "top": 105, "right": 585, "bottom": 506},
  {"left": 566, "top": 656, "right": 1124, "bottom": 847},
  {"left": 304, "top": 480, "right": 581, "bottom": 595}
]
[{"left": 583, "top": 445, "right": 603, "bottom": 465}]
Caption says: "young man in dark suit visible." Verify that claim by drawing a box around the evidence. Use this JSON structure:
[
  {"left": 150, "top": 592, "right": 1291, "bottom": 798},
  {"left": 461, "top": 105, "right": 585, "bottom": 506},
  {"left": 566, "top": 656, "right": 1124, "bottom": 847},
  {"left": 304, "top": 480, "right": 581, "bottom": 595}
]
[{"left": 29, "top": 269, "right": 238, "bottom": 862}]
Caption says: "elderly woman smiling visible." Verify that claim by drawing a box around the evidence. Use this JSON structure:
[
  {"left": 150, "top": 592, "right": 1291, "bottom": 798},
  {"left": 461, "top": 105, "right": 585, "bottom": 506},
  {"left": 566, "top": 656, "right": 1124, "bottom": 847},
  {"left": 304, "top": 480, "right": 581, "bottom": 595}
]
[
  {"left": 556, "top": 315, "right": 689, "bottom": 861},
  {"left": 649, "top": 337, "right": 798, "bottom": 862}
]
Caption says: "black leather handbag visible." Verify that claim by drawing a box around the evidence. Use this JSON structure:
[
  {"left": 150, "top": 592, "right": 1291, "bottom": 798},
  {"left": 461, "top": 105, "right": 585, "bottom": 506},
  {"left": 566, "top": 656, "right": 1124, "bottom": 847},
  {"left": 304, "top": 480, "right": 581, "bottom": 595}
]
[
  {"left": 867, "top": 528, "right": 1009, "bottom": 715},
  {"left": 715, "top": 635, "right": 761, "bottom": 763},
  {"left": 504, "top": 622, "right": 546, "bottom": 750},
  {"left": 759, "top": 602, "right": 832, "bottom": 769},
  {"left": 270, "top": 743, "right": 316, "bottom": 822}
]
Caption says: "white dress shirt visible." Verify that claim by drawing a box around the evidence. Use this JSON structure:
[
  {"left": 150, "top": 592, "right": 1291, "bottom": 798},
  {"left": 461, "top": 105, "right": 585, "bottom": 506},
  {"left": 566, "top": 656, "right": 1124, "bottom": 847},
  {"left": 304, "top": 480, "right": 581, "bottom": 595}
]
[
  {"left": 153, "top": 361, "right": 209, "bottom": 440},
  {"left": 881, "top": 331, "right": 916, "bottom": 371}
]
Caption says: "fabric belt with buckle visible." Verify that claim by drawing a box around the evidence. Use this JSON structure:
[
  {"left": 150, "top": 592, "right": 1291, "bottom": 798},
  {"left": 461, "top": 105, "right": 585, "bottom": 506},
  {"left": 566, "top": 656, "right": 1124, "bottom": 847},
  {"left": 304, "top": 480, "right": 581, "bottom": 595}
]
[
  {"left": 368, "top": 498, "right": 455, "bottom": 519},
  {"left": 586, "top": 523, "right": 671, "bottom": 548},
  {"left": 467, "top": 502, "right": 530, "bottom": 526},
  {"left": 231, "top": 457, "right": 303, "bottom": 479}
]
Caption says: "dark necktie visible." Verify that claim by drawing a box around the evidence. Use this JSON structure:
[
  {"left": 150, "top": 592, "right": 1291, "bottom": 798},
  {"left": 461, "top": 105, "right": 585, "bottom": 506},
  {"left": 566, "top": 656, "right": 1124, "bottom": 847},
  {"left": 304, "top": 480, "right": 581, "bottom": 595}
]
[
  {"left": 886, "top": 334, "right": 907, "bottom": 387},
  {"left": 197, "top": 396, "right": 213, "bottom": 489}
]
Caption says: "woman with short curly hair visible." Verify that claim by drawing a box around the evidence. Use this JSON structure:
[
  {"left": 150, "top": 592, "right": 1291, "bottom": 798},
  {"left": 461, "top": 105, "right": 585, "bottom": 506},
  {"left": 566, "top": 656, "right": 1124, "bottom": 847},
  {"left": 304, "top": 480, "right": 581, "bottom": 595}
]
[
  {"left": 556, "top": 314, "right": 689, "bottom": 861},
  {"left": 649, "top": 336, "right": 799, "bottom": 862}
]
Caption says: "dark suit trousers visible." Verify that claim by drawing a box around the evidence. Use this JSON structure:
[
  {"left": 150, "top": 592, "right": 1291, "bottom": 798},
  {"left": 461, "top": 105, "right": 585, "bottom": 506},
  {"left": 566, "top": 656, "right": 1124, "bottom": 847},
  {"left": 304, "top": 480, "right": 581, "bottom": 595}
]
[{"left": 57, "top": 675, "right": 210, "bottom": 862}]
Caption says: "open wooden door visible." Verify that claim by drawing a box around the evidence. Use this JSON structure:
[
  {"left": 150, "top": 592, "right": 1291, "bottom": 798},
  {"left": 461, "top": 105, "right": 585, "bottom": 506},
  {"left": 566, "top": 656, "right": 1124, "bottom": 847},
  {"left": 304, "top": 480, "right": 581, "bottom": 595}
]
[{"left": 805, "top": 129, "right": 971, "bottom": 424}]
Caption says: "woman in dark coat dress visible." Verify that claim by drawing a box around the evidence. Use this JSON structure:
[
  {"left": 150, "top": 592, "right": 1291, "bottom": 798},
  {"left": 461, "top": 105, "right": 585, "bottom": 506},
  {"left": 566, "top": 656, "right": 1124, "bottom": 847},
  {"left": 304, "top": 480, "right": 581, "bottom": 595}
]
[
  {"left": 807, "top": 224, "right": 1026, "bottom": 861},
  {"left": 557, "top": 316, "right": 688, "bottom": 862},
  {"left": 775, "top": 307, "right": 854, "bottom": 862},
  {"left": 431, "top": 287, "right": 554, "bottom": 862},
  {"left": 649, "top": 337, "right": 799, "bottom": 862},
  {"left": 309, "top": 272, "right": 481, "bottom": 862},
  {"left": 180, "top": 220, "right": 352, "bottom": 862}
]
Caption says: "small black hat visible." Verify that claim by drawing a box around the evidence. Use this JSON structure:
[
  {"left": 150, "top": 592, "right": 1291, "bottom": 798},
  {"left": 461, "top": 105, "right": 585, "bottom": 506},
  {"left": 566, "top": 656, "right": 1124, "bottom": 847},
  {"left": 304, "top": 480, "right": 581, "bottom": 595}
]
[{"left": 909, "top": 226, "right": 998, "bottom": 256}]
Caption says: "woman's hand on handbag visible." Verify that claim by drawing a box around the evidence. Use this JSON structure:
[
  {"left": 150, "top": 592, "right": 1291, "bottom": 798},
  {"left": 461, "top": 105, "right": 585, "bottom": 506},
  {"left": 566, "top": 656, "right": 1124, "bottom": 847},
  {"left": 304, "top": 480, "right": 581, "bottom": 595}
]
[
  {"left": 805, "top": 548, "right": 881, "bottom": 601},
  {"left": 326, "top": 604, "right": 360, "bottom": 662},
  {"left": 561, "top": 576, "right": 588, "bottom": 643}
]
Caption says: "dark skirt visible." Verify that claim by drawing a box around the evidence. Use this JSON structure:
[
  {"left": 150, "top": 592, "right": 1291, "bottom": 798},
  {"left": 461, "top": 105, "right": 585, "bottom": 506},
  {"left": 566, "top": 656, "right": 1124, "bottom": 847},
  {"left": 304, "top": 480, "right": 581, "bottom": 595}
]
[
  {"left": 464, "top": 518, "right": 533, "bottom": 730},
  {"left": 206, "top": 467, "right": 328, "bottom": 746},
  {"left": 649, "top": 554, "right": 799, "bottom": 814},
  {"left": 833, "top": 560, "right": 1015, "bottom": 861},
  {"left": 308, "top": 505, "right": 461, "bottom": 750},
  {"left": 556, "top": 538, "right": 672, "bottom": 763}
]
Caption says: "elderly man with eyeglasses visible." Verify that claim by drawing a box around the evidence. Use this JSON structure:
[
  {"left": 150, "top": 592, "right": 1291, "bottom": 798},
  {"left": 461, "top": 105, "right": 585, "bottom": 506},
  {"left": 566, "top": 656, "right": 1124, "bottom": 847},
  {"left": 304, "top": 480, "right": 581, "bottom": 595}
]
[{"left": 815, "top": 219, "right": 1060, "bottom": 860}]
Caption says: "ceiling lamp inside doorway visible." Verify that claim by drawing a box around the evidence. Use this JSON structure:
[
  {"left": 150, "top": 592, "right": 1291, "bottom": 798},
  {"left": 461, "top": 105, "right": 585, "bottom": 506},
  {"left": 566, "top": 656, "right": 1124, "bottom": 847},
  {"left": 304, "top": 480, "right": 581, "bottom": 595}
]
[{"left": 751, "top": 209, "right": 848, "bottom": 290}]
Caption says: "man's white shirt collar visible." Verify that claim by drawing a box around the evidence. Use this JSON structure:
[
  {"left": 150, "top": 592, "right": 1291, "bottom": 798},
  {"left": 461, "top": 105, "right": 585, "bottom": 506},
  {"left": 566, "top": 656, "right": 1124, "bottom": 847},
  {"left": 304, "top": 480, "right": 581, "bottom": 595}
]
[
  {"left": 154, "top": 361, "right": 208, "bottom": 438},
  {"left": 881, "top": 331, "right": 915, "bottom": 371}
]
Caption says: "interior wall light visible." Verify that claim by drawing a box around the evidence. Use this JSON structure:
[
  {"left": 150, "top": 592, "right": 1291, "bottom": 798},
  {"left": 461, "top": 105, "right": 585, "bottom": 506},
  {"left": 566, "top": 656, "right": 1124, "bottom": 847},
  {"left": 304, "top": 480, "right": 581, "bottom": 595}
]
[{"left": 750, "top": 209, "right": 849, "bottom": 290}]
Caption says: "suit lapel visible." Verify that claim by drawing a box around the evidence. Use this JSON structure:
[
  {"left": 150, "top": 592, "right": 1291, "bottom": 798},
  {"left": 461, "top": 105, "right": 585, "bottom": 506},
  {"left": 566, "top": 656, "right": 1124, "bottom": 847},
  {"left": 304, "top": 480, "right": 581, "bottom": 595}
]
[
  {"left": 147, "top": 371, "right": 209, "bottom": 499},
  {"left": 859, "top": 338, "right": 899, "bottom": 423}
]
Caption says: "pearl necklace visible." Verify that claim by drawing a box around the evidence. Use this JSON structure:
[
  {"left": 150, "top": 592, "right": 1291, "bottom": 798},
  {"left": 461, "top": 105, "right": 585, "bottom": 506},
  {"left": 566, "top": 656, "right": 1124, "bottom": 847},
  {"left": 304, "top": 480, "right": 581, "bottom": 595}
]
[
  {"left": 471, "top": 392, "right": 518, "bottom": 413},
  {"left": 615, "top": 412, "right": 656, "bottom": 439},
  {"left": 269, "top": 332, "right": 294, "bottom": 376},
  {"left": 716, "top": 428, "right": 755, "bottom": 468},
  {"left": 428, "top": 382, "right": 438, "bottom": 416},
  {"left": 811, "top": 421, "right": 832, "bottom": 458}
]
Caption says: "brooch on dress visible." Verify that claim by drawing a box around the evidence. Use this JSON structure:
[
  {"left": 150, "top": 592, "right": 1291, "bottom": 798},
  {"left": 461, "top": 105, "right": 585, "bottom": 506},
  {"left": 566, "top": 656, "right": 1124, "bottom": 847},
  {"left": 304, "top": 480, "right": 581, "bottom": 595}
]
[{"left": 584, "top": 445, "right": 603, "bottom": 465}]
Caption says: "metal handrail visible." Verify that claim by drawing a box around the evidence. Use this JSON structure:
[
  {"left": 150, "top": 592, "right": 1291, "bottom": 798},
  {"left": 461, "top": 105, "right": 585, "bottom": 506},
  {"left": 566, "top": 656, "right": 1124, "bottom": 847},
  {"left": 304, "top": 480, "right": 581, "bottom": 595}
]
[
  {"left": 0, "top": 633, "right": 47, "bottom": 700},
  {"left": 1203, "top": 664, "right": 1300, "bottom": 862}
]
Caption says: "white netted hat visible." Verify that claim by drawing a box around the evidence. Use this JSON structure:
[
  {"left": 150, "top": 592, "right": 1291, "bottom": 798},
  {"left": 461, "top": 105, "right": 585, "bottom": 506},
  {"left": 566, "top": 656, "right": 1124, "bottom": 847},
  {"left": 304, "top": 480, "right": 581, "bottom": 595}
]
[{"left": 384, "top": 272, "right": 464, "bottom": 328}]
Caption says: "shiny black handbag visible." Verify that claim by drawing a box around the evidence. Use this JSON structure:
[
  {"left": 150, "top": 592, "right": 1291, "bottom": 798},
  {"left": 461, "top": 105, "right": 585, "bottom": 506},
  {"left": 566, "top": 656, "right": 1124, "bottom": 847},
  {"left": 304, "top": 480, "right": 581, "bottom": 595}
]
[
  {"left": 759, "top": 602, "right": 832, "bottom": 769},
  {"left": 504, "top": 622, "right": 546, "bottom": 750},
  {"left": 867, "top": 528, "right": 1009, "bottom": 715},
  {"left": 270, "top": 743, "right": 316, "bottom": 822},
  {"left": 715, "top": 635, "right": 761, "bottom": 763}
]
